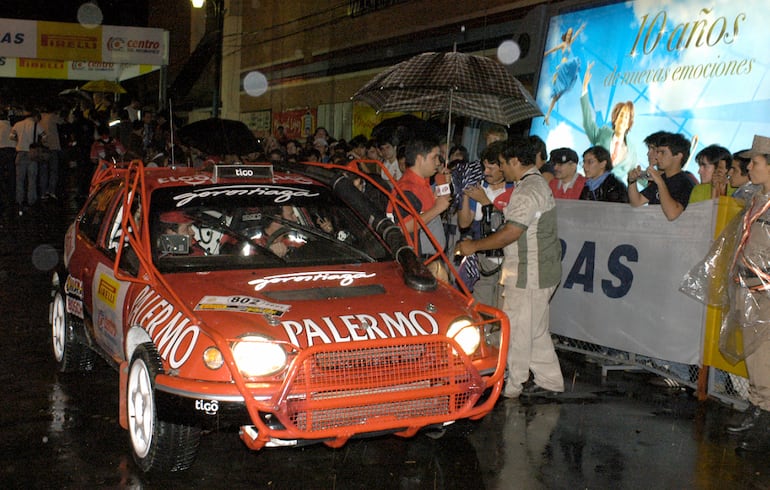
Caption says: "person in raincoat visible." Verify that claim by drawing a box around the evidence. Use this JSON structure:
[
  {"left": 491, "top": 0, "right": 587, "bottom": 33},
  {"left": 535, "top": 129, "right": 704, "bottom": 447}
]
[{"left": 720, "top": 135, "right": 770, "bottom": 451}]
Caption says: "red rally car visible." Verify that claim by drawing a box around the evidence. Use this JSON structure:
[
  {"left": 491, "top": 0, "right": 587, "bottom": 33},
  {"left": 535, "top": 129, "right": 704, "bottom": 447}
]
[{"left": 50, "top": 159, "right": 509, "bottom": 472}]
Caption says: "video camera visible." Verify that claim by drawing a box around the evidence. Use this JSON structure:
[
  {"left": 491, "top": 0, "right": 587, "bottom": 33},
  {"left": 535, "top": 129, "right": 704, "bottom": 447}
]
[{"left": 480, "top": 204, "right": 504, "bottom": 258}]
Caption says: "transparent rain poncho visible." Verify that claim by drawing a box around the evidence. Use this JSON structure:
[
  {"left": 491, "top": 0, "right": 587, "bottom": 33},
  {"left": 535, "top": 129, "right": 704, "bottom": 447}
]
[{"left": 681, "top": 192, "right": 770, "bottom": 364}]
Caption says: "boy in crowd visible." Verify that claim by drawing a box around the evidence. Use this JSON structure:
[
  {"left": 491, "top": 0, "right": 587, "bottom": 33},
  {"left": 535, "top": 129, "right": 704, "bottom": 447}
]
[{"left": 627, "top": 132, "right": 693, "bottom": 220}]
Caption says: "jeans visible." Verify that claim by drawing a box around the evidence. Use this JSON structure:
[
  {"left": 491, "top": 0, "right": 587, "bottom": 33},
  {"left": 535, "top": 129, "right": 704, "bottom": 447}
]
[
  {"left": 38, "top": 149, "right": 60, "bottom": 197},
  {"left": 15, "top": 151, "right": 38, "bottom": 206}
]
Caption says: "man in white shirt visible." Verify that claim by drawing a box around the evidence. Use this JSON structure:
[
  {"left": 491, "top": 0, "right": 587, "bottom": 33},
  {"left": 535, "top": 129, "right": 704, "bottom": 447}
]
[
  {"left": 10, "top": 110, "right": 46, "bottom": 213},
  {"left": 0, "top": 111, "right": 16, "bottom": 215},
  {"left": 378, "top": 139, "right": 402, "bottom": 182}
]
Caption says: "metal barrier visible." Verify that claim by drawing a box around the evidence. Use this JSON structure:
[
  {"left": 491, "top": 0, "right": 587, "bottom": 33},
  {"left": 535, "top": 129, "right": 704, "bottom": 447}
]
[{"left": 552, "top": 334, "right": 749, "bottom": 410}]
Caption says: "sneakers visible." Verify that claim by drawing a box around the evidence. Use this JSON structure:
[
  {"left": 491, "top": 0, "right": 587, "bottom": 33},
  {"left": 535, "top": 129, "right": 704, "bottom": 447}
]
[
  {"left": 727, "top": 404, "right": 764, "bottom": 434},
  {"left": 521, "top": 380, "right": 561, "bottom": 397}
]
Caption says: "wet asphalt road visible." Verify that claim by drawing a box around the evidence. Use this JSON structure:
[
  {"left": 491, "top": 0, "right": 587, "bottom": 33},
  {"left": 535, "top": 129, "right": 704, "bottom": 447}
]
[{"left": 1, "top": 191, "right": 770, "bottom": 489}]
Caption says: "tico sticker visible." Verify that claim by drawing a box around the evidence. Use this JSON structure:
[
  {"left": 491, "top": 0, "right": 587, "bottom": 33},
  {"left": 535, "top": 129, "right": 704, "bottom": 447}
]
[{"left": 195, "top": 295, "right": 291, "bottom": 317}]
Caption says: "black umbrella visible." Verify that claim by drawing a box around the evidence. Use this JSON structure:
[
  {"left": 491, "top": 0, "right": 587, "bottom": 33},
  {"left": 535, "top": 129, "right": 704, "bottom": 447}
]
[
  {"left": 177, "top": 118, "right": 262, "bottom": 156},
  {"left": 353, "top": 51, "right": 541, "bottom": 127}
]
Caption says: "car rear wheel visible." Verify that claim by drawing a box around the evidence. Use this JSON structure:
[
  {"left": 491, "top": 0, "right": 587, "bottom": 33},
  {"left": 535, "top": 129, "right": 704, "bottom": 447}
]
[
  {"left": 50, "top": 276, "right": 94, "bottom": 373},
  {"left": 127, "top": 343, "right": 201, "bottom": 472}
]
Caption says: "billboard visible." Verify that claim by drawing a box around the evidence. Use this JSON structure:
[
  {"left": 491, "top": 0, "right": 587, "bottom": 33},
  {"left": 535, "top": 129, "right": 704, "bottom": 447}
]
[
  {"left": 0, "top": 18, "right": 167, "bottom": 81},
  {"left": 530, "top": 0, "right": 768, "bottom": 178}
]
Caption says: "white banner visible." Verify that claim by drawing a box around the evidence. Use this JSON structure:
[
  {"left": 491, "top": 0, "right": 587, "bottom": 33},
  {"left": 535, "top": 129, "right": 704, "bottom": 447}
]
[
  {"left": 0, "top": 19, "right": 167, "bottom": 81},
  {"left": 551, "top": 199, "right": 714, "bottom": 364},
  {"left": 0, "top": 19, "right": 37, "bottom": 58}
]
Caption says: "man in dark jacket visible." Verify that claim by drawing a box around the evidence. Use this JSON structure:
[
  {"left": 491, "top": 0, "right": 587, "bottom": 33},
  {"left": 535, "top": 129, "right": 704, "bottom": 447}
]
[{"left": 579, "top": 145, "right": 628, "bottom": 203}]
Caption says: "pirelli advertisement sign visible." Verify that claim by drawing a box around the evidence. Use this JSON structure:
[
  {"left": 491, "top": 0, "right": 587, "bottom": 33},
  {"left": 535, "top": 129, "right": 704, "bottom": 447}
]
[{"left": 0, "top": 18, "right": 168, "bottom": 80}]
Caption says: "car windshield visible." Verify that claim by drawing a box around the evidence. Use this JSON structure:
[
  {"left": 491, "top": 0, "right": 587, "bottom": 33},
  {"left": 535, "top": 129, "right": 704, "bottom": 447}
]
[{"left": 150, "top": 182, "right": 391, "bottom": 272}]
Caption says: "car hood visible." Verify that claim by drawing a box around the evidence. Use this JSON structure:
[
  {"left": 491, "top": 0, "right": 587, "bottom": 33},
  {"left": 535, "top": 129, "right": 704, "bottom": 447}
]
[{"left": 163, "top": 262, "right": 472, "bottom": 348}]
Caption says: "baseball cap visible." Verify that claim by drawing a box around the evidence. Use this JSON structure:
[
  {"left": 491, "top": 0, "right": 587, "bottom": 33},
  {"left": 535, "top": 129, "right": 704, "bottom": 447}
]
[
  {"left": 738, "top": 135, "right": 770, "bottom": 158},
  {"left": 549, "top": 147, "right": 579, "bottom": 164}
]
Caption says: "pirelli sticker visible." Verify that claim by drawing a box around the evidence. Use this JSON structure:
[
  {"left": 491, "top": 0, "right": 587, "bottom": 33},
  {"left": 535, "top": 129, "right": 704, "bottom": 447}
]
[
  {"left": 195, "top": 295, "right": 291, "bottom": 317},
  {"left": 97, "top": 274, "right": 120, "bottom": 308}
]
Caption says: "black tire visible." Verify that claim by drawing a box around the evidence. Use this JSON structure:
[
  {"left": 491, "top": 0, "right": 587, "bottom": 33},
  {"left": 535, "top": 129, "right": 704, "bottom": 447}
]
[
  {"left": 50, "top": 273, "right": 95, "bottom": 373},
  {"left": 127, "top": 343, "right": 201, "bottom": 472}
]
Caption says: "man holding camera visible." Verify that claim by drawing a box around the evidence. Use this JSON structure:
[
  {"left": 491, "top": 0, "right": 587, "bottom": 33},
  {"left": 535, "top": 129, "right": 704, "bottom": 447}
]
[
  {"left": 457, "top": 141, "right": 512, "bottom": 308},
  {"left": 455, "top": 138, "right": 564, "bottom": 399}
]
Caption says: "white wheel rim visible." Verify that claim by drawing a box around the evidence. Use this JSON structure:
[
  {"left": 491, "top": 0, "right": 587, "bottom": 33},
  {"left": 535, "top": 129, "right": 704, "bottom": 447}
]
[
  {"left": 127, "top": 359, "right": 154, "bottom": 459},
  {"left": 51, "top": 292, "right": 66, "bottom": 362}
]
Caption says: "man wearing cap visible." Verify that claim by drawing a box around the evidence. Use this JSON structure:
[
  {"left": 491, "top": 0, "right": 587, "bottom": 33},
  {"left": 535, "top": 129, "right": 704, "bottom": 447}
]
[
  {"left": 729, "top": 149, "right": 760, "bottom": 203},
  {"left": 718, "top": 135, "right": 770, "bottom": 452},
  {"left": 548, "top": 147, "right": 586, "bottom": 199}
]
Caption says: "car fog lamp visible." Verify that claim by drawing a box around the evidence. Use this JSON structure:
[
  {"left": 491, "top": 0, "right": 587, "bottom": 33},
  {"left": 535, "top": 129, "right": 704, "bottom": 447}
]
[
  {"left": 447, "top": 318, "right": 480, "bottom": 355},
  {"left": 232, "top": 335, "right": 287, "bottom": 377},
  {"left": 203, "top": 347, "right": 225, "bottom": 369}
]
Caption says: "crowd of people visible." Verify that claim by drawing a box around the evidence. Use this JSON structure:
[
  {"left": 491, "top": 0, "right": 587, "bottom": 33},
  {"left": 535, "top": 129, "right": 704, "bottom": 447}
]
[
  {"left": 333, "top": 122, "right": 769, "bottom": 453},
  {"left": 2, "top": 92, "right": 768, "bottom": 450},
  {"left": 0, "top": 92, "right": 181, "bottom": 216}
]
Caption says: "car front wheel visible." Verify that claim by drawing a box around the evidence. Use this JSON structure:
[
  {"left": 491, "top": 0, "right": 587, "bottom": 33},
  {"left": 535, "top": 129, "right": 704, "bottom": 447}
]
[
  {"left": 127, "top": 343, "right": 201, "bottom": 472},
  {"left": 50, "top": 275, "right": 94, "bottom": 373}
]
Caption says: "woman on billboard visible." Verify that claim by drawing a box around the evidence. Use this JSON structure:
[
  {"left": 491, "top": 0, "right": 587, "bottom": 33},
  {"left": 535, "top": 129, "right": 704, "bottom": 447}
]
[
  {"left": 580, "top": 61, "right": 637, "bottom": 182},
  {"left": 542, "top": 23, "right": 585, "bottom": 126}
]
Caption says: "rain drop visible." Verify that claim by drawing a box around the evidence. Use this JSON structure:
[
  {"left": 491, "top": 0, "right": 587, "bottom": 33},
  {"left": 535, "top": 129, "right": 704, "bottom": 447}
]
[
  {"left": 497, "top": 40, "right": 521, "bottom": 65},
  {"left": 77, "top": 2, "right": 103, "bottom": 29},
  {"left": 243, "top": 71, "right": 269, "bottom": 97}
]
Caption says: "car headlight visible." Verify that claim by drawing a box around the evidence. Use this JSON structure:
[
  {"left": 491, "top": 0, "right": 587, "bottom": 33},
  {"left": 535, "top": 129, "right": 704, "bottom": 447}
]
[
  {"left": 447, "top": 317, "right": 480, "bottom": 355},
  {"left": 232, "top": 335, "right": 287, "bottom": 378}
]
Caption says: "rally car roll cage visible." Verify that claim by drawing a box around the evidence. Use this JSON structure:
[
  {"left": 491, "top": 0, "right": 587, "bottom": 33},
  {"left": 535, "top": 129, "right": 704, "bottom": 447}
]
[{"left": 91, "top": 157, "right": 508, "bottom": 450}]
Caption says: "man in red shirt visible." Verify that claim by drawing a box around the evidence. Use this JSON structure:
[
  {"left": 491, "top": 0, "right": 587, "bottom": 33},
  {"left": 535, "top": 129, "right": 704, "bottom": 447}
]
[
  {"left": 548, "top": 147, "right": 585, "bottom": 199},
  {"left": 388, "top": 133, "right": 450, "bottom": 262}
]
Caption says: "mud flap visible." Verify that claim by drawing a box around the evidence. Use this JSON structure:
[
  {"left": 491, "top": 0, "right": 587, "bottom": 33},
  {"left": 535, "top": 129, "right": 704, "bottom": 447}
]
[{"left": 118, "top": 360, "right": 129, "bottom": 429}]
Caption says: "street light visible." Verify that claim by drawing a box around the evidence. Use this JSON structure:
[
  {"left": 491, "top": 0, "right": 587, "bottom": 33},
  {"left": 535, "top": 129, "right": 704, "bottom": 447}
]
[{"left": 190, "top": 0, "right": 224, "bottom": 118}]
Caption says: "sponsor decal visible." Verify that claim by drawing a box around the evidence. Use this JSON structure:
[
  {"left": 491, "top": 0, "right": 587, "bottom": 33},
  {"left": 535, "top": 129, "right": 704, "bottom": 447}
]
[
  {"left": 272, "top": 174, "right": 314, "bottom": 185},
  {"left": 0, "top": 32, "right": 24, "bottom": 44},
  {"left": 65, "top": 275, "right": 84, "bottom": 298},
  {"left": 40, "top": 33, "right": 97, "bottom": 50},
  {"left": 157, "top": 174, "right": 211, "bottom": 185},
  {"left": 172, "top": 185, "right": 320, "bottom": 207},
  {"left": 281, "top": 310, "right": 439, "bottom": 346},
  {"left": 106, "top": 37, "right": 125, "bottom": 51},
  {"left": 18, "top": 58, "right": 65, "bottom": 70},
  {"left": 97, "top": 274, "right": 119, "bottom": 309},
  {"left": 250, "top": 271, "right": 375, "bottom": 291},
  {"left": 66, "top": 297, "right": 84, "bottom": 319},
  {"left": 195, "top": 399, "right": 219, "bottom": 415},
  {"left": 128, "top": 286, "right": 200, "bottom": 369},
  {"left": 195, "top": 295, "right": 290, "bottom": 317},
  {"left": 70, "top": 60, "right": 115, "bottom": 71},
  {"left": 106, "top": 36, "right": 161, "bottom": 54},
  {"left": 97, "top": 310, "right": 117, "bottom": 337}
]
